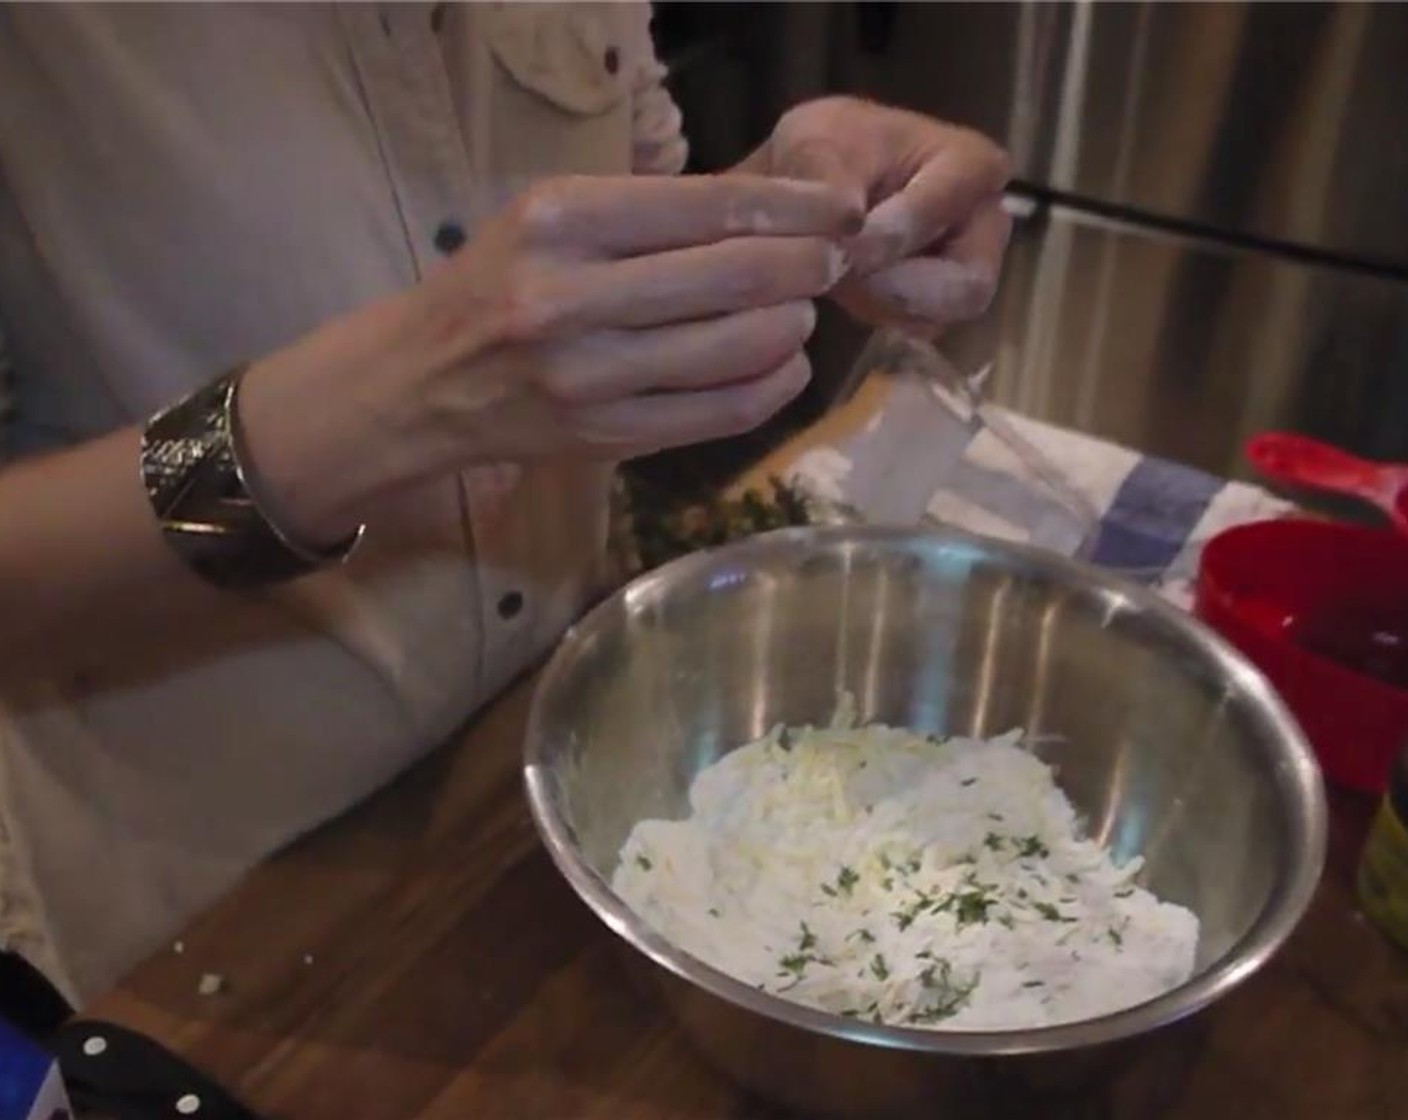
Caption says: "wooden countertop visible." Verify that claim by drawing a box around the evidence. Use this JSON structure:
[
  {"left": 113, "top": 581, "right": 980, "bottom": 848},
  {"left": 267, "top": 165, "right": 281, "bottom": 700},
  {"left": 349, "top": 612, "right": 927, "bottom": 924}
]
[{"left": 87, "top": 382, "right": 1408, "bottom": 1120}]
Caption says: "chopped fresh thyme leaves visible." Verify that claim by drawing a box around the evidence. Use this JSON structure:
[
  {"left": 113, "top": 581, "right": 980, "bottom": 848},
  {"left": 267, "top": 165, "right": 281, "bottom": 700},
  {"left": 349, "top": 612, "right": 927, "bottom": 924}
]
[
  {"left": 954, "top": 890, "right": 995, "bottom": 928},
  {"left": 1034, "top": 901, "right": 1077, "bottom": 923},
  {"left": 778, "top": 952, "right": 809, "bottom": 978},
  {"left": 906, "top": 959, "right": 977, "bottom": 1023},
  {"left": 1016, "top": 835, "right": 1049, "bottom": 859},
  {"left": 891, "top": 889, "right": 937, "bottom": 932}
]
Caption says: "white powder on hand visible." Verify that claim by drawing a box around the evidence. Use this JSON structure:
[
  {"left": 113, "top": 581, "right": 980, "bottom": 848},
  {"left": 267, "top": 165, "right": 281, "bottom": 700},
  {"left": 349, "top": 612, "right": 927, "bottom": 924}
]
[{"left": 613, "top": 720, "right": 1198, "bottom": 1030}]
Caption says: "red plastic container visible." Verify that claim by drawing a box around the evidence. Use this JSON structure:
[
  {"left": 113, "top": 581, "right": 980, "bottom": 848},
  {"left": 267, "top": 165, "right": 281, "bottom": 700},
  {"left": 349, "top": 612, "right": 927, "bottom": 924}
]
[{"left": 1195, "top": 518, "right": 1408, "bottom": 793}]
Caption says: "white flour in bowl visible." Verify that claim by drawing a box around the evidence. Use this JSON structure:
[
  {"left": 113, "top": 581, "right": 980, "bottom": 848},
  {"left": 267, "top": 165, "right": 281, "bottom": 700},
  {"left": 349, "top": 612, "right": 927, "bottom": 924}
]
[{"left": 612, "top": 715, "right": 1199, "bottom": 1030}]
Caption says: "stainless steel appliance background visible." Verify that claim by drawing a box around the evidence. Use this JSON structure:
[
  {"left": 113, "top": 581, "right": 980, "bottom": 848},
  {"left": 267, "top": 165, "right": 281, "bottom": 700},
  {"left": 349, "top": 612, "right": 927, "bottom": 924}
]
[
  {"left": 840, "top": 2, "right": 1408, "bottom": 266},
  {"left": 945, "top": 198, "right": 1408, "bottom": 479},
  {"left": 646, "top": 2, "right": 1408, "bottom": 485}
]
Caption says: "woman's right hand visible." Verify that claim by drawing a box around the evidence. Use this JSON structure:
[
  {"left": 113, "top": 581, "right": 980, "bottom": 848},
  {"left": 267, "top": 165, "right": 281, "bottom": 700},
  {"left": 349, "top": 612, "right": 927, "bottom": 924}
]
[
  {"left": 408, "top": 172, "right": 860, "bottom": 462},
  {"left": 239, "top": 173, "right": 860, "bottom": 543}
]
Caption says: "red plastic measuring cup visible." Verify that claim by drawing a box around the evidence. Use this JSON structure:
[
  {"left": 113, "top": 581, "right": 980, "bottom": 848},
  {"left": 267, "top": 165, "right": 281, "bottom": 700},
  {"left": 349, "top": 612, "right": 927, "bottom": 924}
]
[
  {"left": 1246, "top": 432, "right": 1408, "bottom": 535},
  {"left": 1195, "top": 518, "right": 1408, "bottom": 793}
]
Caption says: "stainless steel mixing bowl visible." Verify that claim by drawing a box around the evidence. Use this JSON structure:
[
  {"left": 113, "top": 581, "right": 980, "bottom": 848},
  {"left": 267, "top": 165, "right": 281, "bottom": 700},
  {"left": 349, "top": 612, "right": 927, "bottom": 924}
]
[{"left": 524, "top": 526, "right": 1326, "bottom": 1118}]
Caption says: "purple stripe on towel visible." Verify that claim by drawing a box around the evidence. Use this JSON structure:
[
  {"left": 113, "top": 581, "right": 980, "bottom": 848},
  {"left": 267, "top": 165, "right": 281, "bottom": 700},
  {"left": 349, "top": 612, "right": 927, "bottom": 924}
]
[{"left": 1088, "top": 456, "right": 1222, "bottom": 574}]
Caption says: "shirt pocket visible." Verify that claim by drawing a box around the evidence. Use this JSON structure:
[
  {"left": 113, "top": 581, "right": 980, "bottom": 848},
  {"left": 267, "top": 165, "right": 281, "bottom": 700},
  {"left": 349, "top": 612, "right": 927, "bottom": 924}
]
[{"left": 484, "top": 2, "right": 627, "bottom": 118}]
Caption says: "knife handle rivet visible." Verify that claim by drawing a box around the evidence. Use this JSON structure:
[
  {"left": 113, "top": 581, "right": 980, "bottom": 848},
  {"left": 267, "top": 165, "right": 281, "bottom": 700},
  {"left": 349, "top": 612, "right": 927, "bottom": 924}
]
[
  {"left": 81, "top": 1035, "right": 108, "bottom": 1056},
  {"left": 176, "top": 1092, "right": 202, "bottom": 1114}
]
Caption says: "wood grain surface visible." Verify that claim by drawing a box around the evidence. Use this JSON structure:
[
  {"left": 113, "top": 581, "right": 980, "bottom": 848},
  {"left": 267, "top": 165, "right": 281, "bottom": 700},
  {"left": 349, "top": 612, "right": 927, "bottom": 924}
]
[
  {"left": 85, "top": 383, "right": 1408, "bottom": 1119},
  {"left": 81, "top": 675, "right": 1408, "bottom": 1119}
]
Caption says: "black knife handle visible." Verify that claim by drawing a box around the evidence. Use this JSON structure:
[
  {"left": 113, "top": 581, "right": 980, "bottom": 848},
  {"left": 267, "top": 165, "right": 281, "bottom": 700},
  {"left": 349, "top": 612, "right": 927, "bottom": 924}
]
[
  {"left": 0, "top": 950, "right": 72, "bottom": 1040},
  {"left": 50, "top": 1020, "right": 265, "bottom": 1120}
]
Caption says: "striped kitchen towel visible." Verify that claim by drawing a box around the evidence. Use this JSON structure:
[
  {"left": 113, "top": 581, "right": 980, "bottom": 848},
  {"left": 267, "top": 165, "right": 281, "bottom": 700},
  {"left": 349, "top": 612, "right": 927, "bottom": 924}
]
[{"left": 785, "top": 374, "right": 1292, "bottom": 611}]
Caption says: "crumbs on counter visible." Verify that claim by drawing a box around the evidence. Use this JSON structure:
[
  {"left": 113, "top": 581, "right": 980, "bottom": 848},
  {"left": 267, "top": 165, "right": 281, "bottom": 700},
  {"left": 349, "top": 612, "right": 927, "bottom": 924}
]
[{"left": 197, "top": 972, "right": 225, "bottom": 996}]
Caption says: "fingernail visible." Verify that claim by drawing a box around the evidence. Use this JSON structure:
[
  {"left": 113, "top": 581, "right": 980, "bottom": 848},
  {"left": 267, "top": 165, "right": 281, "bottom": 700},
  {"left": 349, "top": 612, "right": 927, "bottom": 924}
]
[
  {"left": 962, "top": 268, "right": 999, "bottom": 317},
  {"left": 935, "top": 263, "right": 997, "bottom": 318},
  {"left": 799, "top": 300, "right": 818, "bottom": 339},
  {"left": 839, "top": 187, "right": 867, "bottom": 236},
  {"left": 826, "top": 242, "right": 851, "bottom": 286},
  {"left": 850, "top": 197, "right": 920, "bottom": 274},
  {"left": 848, "top": 230, "right": 904, "bottom": 276},
  {"left": 786, "top": 354, "right": 813, "bottom": 391}
]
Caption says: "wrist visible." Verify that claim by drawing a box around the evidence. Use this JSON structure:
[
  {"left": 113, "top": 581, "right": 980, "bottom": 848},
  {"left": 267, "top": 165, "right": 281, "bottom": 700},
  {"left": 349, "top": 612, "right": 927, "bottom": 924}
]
[
  {"left": 140, "top": 368, "right": 364, "bottom": 587},
  {"left": 236, "top": 291, "right": 442, "bottom": 547}
]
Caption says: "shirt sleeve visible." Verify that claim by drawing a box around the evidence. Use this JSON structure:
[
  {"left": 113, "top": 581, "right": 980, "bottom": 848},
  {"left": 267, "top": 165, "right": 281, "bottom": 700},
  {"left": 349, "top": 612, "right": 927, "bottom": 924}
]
[{"left": 629, "top": 8, "right": 688, "bottom": 176}]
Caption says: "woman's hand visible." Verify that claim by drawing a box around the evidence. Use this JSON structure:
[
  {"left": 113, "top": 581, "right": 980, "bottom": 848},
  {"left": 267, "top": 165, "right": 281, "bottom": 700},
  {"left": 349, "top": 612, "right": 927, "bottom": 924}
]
[
  {"left": 404, "top": 173, "right": 860, "bottom": 462},
  {"left": 742, "top": 97, "right": 1013, "bottom": 337},
  {"left": 239, "top": 172, "right": 860, "bottom": 542},
  {"left": 0, "top": 171, "right": 862, "bottom": 671}
]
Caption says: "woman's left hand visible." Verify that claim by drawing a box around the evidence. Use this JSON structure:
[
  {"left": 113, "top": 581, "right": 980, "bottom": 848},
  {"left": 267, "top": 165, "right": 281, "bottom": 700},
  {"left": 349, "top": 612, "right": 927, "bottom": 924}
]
[{"left": 742, "top": 97, "right": 1014, "bottom": 337}]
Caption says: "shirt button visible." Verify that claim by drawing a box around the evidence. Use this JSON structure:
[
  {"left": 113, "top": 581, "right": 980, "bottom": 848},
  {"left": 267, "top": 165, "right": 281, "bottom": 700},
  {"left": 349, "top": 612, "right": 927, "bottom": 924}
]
[
  {"left": 433, "top": 221, "right": 466, "bottom": 255},
  {"left": 430, "top": 3, "right": 447, "bottom": 32},
  {"left": 603, "top": 46, "right": 620, "bottom": 75},
  {"left": 497, "top": 591, "right": 525, "bottom": 621}
]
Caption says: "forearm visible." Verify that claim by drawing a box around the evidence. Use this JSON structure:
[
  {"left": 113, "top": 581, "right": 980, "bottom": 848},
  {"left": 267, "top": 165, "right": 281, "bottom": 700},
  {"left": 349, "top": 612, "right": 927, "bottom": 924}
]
[
  {"left": 0, "top": 292, "right": 431, "bottom": 681},
  {"left": 0, "top": 171, "right": 861, "bottom": 682},
  {"left": 0, "top": 424, "right": 214, "bottom": 676}
]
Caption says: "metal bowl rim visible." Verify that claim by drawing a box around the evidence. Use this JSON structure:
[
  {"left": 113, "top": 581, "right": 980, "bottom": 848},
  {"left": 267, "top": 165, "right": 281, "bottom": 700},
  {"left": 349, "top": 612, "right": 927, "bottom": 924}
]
[{"left": 523, "top": 524, "right": 1327, "bottom": 1057}]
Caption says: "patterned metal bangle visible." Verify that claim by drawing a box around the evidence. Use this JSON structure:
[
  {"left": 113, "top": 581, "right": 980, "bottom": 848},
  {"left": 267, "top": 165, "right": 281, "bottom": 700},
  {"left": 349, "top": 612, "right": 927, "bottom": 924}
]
[{"left": 140, "top": 366, "right": 364, "bottom": 588}]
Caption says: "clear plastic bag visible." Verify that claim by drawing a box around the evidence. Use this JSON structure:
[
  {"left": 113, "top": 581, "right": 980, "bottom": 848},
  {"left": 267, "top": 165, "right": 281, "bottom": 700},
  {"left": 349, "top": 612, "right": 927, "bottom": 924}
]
[{"left": 794, "top": 329, "right": 1101, "bottom": 559}]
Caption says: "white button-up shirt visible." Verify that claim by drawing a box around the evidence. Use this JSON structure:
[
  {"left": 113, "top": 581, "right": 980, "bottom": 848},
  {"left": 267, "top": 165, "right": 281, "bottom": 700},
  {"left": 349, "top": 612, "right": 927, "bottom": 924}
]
[{"left": 0, "top": 1, "right": 686, "bottom": 1001}]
